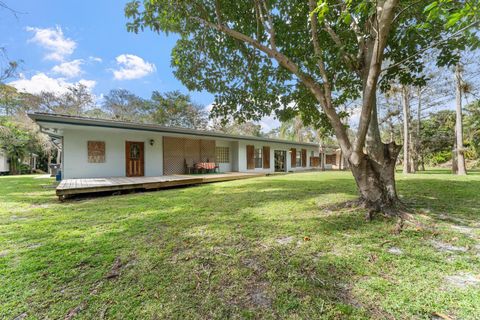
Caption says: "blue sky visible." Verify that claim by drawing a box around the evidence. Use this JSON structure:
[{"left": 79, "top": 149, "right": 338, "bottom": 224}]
[
  {"left": 1, "top": 0, "right": 215, "bottom": 105},
  {"left": 4, "top": 1, "right": 473, "bottom": 131}
]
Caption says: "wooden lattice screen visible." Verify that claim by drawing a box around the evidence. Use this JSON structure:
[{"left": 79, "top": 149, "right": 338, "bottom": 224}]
[
  {"left": 163, "top": 137, "right": 216, "bottom": 175},
  {"left": 200, "top": 140, "right": 215, "bottom": 162}
]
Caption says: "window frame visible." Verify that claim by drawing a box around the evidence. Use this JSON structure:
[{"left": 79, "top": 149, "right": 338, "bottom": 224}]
[
  {"left": 254, "top": 147, "right": 263, "bottom": 168},
  {"left": 296, "top": 150, "right": 302, "bottom": 167},
  {"left": 215, "top": 146, "right": 230, "bottom": 163}
]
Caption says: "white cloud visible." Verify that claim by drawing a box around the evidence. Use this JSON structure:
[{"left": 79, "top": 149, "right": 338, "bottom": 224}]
[
  {"left": 204, "top": 103, "right": 214, "bottom": 112},
  {"left": 112, "top": 54, "right": 156, "bottom": 80},
  {"left": 89, "top": 56, "right": 103, "bottom": 63},
  {"left": 259, "top": 114, "right": 280, "bottom": 132},
  {"left": 51, "top": 59, "right": 83, "bottom": 78},
  {"left": 78, "top": 79, "right": 96, "bottom": 90},
  {"left": 9, "top": 73, "right": 96, "bottom": 95},
  {"left": 26, "top": 26, "right": 76, "bottom": 61}
]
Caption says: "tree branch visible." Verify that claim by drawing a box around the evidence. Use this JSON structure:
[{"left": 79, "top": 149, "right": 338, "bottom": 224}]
[
  {"left": 392, "top": 0, "right": 424, "bottom": 23},
  {"left": 349, "top": 14, "right": 367, "bottom": 62},
  {"left": 323, "top": 22, "right": 360, "bottom": 72},
  {"left": 259, "top": 0, "right": 277, "bottom": 51},
  {"left": 352, "top": 0, "right": 399, "bottom": 162},
  {"left": 308, "top": 0, "right": 332, "bottom": 104},
  {"left": 191, "top": 6, "right": 352, "bottom": 154}
]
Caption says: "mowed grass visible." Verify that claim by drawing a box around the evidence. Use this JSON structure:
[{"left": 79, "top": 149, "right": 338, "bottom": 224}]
[{"left": 1, "top": 171, "right": 479, "bottom": 319}]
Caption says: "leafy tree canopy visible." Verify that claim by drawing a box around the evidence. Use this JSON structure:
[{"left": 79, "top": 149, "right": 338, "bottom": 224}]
[
  {"left": 149, "top": 90, "right": 209, "bottom": 129},
  {"left": 125, "top": 0, "right": 479, "bottom": 132}
]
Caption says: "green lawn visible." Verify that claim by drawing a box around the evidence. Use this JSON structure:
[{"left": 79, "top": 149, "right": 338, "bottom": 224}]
[{"left": 1, "top": 171, "right": 479, "bottom": 319}]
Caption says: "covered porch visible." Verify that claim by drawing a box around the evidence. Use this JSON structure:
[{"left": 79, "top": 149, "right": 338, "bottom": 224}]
[{"left": 56, "top": 172, "right": 265, "bottom": 199}]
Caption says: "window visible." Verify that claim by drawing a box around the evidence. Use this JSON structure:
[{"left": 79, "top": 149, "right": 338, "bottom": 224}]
[
  {"left": 311, "top": 150, "right": 315, "bottom": 157},
  {"left": 325, "top": 154, "right": 336, "bottom": 165},
  {"left": 254, "top": 148, "right": 263, "bottom": 168},
  {"left": 296, "top": 150, "right": 302, "bottom": 167},
  {"left": 215, "top": 147, "right": 230, "bottom": 163},
  {"left": 130, "top": 143, "right": 140, "bottom": 160}
]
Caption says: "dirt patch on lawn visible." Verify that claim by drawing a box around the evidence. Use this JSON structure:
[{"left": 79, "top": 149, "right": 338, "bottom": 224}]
[
  {"left": 430, "top": 240, "right": 468, "bottom": 253},
  {"left": 276, "top": 236, "right": 295, "bottom": 245},
  {"left": 248, "top": 282, "right": 272, "bottom": 308},
  {"left": 444, "top": 273, "right": 480, "bottom": 289}
]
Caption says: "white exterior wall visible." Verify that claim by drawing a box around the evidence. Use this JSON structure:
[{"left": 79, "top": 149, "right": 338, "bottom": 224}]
[
  {"left": 63, "top": 128, "right": 164, "bottom": 179},
  {"left": 61, "top": 126, "right": 318, "bottom": 179},
  {"left": 237, "top": 140, "right": 318, "bottom": 173},
  {"left": 0, "top": 150, "right": 9, "bottom": 173}
]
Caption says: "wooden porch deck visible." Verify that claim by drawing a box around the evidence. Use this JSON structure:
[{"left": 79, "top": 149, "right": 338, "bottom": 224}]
[{"left": 56, "top": 172, "right": 265, "bottom": 199}]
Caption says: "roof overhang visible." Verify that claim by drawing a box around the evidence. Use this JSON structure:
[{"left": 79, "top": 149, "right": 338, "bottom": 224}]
[{"left": 29, "top": 113, "right": 320, "bottom": 148}]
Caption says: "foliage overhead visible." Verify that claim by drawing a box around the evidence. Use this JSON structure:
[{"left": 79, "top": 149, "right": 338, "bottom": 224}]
[{"left": 125, "top": 0, "right": 479, "bottom": 132}]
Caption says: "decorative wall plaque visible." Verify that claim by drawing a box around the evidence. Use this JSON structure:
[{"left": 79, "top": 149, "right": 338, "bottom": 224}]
[{"left": 88, "top": 141, "right": 105, "bottom": 163}]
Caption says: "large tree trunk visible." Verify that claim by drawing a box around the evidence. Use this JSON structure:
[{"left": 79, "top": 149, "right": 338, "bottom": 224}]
[
  {"left": 349, "top": 142, "right": 402, "bottom": 214},
  {"left": 306, "top": 0, "right": 402, "bottom": 215},
  {"left": 454, "top": 64, "right": 467, "bottom": 175},
  {"left": 352, "top": 95, "right": 402, "bottom": 214}
]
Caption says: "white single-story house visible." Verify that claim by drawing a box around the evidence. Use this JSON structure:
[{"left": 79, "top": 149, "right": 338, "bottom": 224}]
[
  {"left": 0, "top": 150, "right": 9, "bottom": 174},
  {"left": 29, "top": 113, "right": 325, "bottom": 180}
]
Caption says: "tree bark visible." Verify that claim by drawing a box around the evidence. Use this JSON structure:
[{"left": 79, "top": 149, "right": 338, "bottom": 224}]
[
  {"left": 349, "top": 142, "right": 402, "bottom": 214},
  {"left": 402, "top": 86, "right": 411, "bottom": 174},
  {"left": 452, "top": 138, "right": 458, "bottom": 174},
  {"left": 454, "top": 64, "right": 467, "bottom": 175},
  {"left": 416, "top": 87, "right": 423, "bottom": 171},
  {"left": 352, "top": 92, "right": 403, "bottom": 214}
]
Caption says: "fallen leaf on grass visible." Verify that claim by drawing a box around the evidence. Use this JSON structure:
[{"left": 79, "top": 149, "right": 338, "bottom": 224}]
[{"left": 431, "top": 311, "right": 453, "bottom": 320}]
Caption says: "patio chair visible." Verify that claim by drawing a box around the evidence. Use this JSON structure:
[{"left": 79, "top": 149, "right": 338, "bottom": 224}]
[{"left": 184, "top": 159, "right": 196, "bottom": 174}]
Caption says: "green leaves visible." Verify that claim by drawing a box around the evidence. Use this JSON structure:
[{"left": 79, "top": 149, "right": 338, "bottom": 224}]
[
  {"left": 124, "top": 0, "right": 479, "bottom": 126},
  {"left": 445, "top": 12, "right": 463, "bottom": 28},
  {"left": 423, "top": 0, "right": 480, "bottom": 30},
  {"left": 423, "top": 1, "right": 438, "bottom": 13},
  {"left": 311, "top": 0, "right": 329, "bottom": 22}
]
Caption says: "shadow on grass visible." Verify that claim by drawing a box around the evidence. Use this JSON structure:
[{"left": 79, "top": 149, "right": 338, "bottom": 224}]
[
  {"left": 396, "top": 178, "right": 480, "bottom": 223},
  {"left": 3, "top": 172, "right": 480, "bottom": 317}
]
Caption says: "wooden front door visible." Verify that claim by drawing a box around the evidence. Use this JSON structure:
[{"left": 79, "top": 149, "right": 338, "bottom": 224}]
[{"left": 125, "top": 141, "right": 144, "bottom": 177}]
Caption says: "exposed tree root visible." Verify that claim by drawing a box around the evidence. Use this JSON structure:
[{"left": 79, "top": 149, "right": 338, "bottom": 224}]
[
  {"left": 340, "top": 197, "right": 433, "bottom": 235},
  {"left": 318, "top": 197, "right": 431, "bottom": 234}
]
